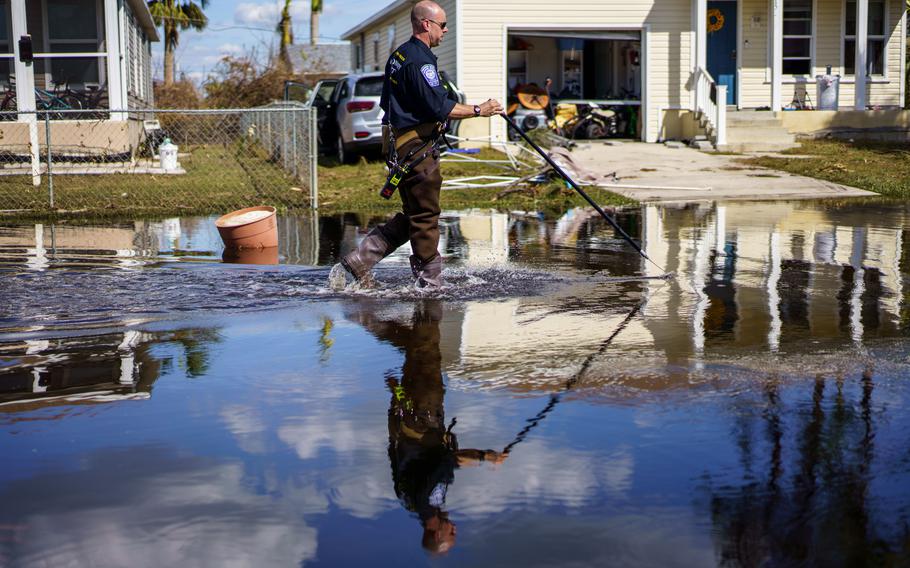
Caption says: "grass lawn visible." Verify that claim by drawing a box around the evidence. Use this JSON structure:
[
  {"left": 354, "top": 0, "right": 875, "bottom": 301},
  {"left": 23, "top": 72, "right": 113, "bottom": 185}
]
[
  {"left": 743, "top": 139, "right": 910, "bottom": 198},
  {"left": 0, "top": 143, "right": 632, "bottom": 221},
  {"left": 0, "top": 141, "right": 307, "bottom": 218},
  {"left": 318, "top": 147, "right": 634, "bottom": 216}
]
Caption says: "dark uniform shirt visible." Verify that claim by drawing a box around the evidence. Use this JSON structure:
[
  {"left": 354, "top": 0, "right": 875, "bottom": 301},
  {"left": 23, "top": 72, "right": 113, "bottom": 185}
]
[{"left": 380, "top": 36, "right": 457, "bottom": 131}]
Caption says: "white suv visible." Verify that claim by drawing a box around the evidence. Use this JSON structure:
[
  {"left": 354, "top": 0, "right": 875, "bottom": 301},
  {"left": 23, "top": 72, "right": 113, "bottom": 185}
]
[{"left": 311, "top": 72, "right": 384, "bottom": 163}]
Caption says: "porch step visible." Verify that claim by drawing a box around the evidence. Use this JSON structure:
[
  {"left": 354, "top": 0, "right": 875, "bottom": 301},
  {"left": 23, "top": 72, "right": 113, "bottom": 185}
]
[
  {"left": 719, "top": 110, "right": 801, "bottom": 153},
  {"left": 716, "top": 141, "right": 801, "bottom": 153}
]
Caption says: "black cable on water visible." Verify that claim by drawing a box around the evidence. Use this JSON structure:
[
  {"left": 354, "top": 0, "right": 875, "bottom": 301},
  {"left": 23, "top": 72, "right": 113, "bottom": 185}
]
[{"left": 501, "top": 297, "right": 645, "bottom": 455}]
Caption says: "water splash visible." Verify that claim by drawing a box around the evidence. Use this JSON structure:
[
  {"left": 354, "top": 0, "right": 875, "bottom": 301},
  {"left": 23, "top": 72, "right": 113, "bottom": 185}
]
[{"left": 0, "top": 263, "right": 587, "bottom": 339}]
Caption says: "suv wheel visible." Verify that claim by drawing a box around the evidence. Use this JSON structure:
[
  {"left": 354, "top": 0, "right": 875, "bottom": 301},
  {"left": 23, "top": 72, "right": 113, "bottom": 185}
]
[{"left": 337, "top": 134, "right": 351, "bottom": 164}]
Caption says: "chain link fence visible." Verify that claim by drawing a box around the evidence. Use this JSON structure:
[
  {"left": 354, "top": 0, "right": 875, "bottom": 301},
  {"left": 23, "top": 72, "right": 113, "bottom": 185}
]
[{"left": 0, "top": 104, "right": 318, "bottom": 217}]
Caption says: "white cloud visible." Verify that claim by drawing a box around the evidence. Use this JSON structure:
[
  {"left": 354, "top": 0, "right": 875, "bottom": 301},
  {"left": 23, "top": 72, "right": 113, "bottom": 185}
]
[
  {"left": 234, "top": 1, "right": 310, "bottom": 26},
  {"left": 218, "top": 42, "right": 246, "bottom": 55}
]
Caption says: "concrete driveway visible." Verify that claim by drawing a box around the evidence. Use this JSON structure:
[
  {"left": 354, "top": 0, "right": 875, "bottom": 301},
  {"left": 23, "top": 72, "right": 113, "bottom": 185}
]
[{"left": 562, "top": 141, "right": 874, "bottom": 202}]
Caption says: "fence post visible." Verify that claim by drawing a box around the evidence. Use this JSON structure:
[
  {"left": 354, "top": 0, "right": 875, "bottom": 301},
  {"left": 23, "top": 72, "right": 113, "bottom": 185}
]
[
  {"left": 27, "top": 114, "right": 41, "bottom": 187},
  {"left": 44, "top": 112, "right": 54, "bottom": 208},
  {"left": 282, "top": 108, "right": 288, "bottom": 171},
  {"left": 309, "top": 107, "right": 318, "bottom": 209},
  {"left": 291, "top": 109, "right": 298, "bottom": 180}
]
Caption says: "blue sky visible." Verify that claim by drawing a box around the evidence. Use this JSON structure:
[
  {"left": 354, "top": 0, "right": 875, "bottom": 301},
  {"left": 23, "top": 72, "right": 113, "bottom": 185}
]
[{"left": 154, "top": 0, "right": 390, "bottom": 83}]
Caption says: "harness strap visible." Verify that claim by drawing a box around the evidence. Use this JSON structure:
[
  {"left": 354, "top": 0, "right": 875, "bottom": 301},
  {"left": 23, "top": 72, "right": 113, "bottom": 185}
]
[{"left": 393, "top": 122, "right": 442, "bottom": 151}]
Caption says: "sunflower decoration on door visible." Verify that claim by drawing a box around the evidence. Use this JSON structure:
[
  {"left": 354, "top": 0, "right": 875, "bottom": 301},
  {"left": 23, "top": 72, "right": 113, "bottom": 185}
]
[{"left": 707, "top": 8, "right": 725, "bottom": 33}]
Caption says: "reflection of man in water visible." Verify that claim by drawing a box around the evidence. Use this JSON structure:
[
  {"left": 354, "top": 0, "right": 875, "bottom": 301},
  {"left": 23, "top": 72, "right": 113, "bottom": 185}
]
[{"left": 345, "top": 299, "right": 507, "bottom": 554}]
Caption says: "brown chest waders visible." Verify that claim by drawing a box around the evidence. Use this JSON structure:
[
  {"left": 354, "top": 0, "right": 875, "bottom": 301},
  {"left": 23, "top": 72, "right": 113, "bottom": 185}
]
[{"left": 380, "top": 123, "right": 445, "bottom": 200}]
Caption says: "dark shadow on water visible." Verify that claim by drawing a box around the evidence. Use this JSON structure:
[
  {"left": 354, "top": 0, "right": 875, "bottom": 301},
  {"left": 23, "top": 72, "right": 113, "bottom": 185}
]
[{"left": 706, "top": 368, "right": 910, "bottom": 566}]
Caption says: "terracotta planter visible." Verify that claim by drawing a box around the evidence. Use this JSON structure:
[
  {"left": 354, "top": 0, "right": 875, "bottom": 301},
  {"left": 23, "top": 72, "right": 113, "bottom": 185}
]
[
  {"left": 221, "top": 246, "right": 279, "bottom": 265},
  {"left": 215, "top": 206, "right": 279, "bottom": 250}
]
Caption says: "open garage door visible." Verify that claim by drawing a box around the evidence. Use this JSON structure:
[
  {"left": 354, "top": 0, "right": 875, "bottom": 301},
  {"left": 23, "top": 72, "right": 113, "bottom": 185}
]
[{"left": 506, "top": 29, "right": 642, "bottom": 140}]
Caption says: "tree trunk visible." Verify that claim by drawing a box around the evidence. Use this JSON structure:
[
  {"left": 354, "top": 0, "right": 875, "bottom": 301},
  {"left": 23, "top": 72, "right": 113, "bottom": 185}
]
[
  {"left": 310, "top": 10, "right": 319, "bottom": 45},
  {"left": 163, "top": 22, "right": 175, "bottom": 85}
]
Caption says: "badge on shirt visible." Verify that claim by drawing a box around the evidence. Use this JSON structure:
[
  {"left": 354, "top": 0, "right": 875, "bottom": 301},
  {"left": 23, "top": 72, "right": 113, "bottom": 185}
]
[{"left": 420, "top": 64, "right": 440, "bottom": 87}]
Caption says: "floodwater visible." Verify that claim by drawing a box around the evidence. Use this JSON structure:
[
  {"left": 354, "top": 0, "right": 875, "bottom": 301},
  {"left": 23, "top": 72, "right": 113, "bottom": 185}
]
[{"left": 2, "top": 200, "right": 910, "bottom": 567}]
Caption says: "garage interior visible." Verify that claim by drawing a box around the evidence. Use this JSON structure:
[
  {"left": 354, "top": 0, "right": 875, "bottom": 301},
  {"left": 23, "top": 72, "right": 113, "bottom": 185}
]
[{"left": 506, "top": 30, "right": 643, "bottom": 139}]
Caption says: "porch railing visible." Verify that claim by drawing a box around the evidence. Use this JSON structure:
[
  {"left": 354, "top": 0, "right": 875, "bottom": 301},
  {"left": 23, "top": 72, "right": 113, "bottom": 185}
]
[{"left": 691, "top": 67, "right": 727, "bottom": 147}]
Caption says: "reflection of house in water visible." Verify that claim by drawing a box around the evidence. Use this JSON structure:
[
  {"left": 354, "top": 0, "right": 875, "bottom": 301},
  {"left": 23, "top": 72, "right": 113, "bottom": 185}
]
[
  {"left": 641, "top": 202, "right": 908, "bottom": 355},
  {"left": 454, "top": 211, "right": 509, "bottom": 265},
  {"left": 0, "top": 327, "right": 221, "bottom": 417},
  {"left": 0, "top": 222, "right": 160, "bottom": 267},
  {"left": 430, "top": 204, "right": 908, "bottom": 388},
  {"left": 0, "top": 331, "right": 160, "bottom": 415}
]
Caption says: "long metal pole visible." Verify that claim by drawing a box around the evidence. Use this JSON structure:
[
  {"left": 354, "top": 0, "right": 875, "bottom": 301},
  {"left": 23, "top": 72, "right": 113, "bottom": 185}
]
[
  {"left": 44, "top": 112, "right": 54, "bottom": 208},
  {"left": 499, "top": 114, "right": 667, "bottom": 274}
]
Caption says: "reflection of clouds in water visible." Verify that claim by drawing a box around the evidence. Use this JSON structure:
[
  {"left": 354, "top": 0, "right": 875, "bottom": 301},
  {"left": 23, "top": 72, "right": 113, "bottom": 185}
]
[
  {"left": 272, "top": 377, "right": 388, "bottom": 461},
  {"left": 220, "top": 404, "right": 268, "bottom": 455},
  {"left": 0, "top": 448, "right": 317, "bottom": 568},
  {"left": 276, "top": 411, "right": 398, "bottom": 519},
  {"left": 253, "top": 378, "right": 639, "bottom": 521},
  {"left": 278, "top": 416, "right": 369, "bottom": 460},
  {"left": 450, "top": 440, "right": 634, "bottom": 516},
  {"left": 268, "top": 374, "right": 398, "bottom": 519}
]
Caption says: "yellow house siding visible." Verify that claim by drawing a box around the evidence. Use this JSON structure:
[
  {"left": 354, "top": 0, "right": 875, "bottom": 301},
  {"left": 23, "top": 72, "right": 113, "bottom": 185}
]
[
  {"left": 459, "top": 0, "right": 693, "bottom": 142},
  {"left": 815, "top": 0, "right": 841, "bottom": 75},
  {"left": 348, "top": 0, "right": 458, "bottom": 82},
  {"left": 740, "top": 0, "right": 771, "bottom": 108}
]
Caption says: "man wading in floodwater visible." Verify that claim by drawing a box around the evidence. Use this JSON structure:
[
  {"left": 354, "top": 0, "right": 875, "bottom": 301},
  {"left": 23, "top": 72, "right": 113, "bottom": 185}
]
[{"left": 330, "top": 0, "right": 503, "bottom": 290}]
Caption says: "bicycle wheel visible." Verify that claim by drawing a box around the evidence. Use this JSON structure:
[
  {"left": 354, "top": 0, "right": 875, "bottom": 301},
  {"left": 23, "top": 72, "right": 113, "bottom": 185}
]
[
  {"left": 0, "top": 93, "right": 16, "bottom": 119},
  {"left": 56, "top": 94, "right": 83, "bottom": 120}
]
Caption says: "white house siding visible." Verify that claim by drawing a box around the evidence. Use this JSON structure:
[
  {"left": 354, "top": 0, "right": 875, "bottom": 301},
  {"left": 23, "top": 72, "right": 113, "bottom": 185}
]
[
  {"left": 458, "top": 0, "right": 692, "bottom": 143},
  {"left": 740, "top": 0, "right": 904, "bottom": 109},
  {"left": 350, "top": 0, "right": 457, "bottom": 77},
  {"left": 124, "top": 1, "right": 154, "bottom": 108}
]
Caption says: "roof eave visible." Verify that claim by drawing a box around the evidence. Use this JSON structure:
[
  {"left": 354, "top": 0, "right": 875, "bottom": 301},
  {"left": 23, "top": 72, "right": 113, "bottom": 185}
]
[
  {"left": 340, "top": 0, "right": 410, "bottom": 40},
  {"left": 124, "top": 0, "right": 161, "bottom": 41}
]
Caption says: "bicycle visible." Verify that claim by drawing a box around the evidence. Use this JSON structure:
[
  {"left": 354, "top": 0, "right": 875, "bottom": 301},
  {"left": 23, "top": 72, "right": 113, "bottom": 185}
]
[
  {"left": 52, "top": 78, "right": 109, "bottom": 117},
  {"left": 0, "top": 79, "right": 83, "bottom": 119}
]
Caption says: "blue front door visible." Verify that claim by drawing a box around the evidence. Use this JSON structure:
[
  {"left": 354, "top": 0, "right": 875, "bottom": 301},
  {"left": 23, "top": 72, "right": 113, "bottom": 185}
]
[{"left": 706, "top": 1, "right": 737, "bottom": 105}]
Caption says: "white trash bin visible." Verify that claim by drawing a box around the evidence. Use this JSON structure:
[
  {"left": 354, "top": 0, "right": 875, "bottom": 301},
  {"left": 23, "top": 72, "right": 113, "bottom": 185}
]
[
  {"left": 159, "top": 138, "right": 179, "bottom": 172},
  {"left": 815, "top": 66, "right": 840, "bottom": 110}
]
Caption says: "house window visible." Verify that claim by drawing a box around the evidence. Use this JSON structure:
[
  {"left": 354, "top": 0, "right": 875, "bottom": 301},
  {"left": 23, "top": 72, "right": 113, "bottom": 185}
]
[
  {"left": 354, "top": 42, "right": 363, "bottom": 71},
  {"left": 0, "top": 0, "right": 13, "bottom": 87},
  {"left": 844, "top": 0, "right": 886, "bottom": 75},
  {"left": 783, "top": 0, "right": 813, "bottom": 75},
  {"left": 45, "top": 0, "right": 104, "bottom": 87}
]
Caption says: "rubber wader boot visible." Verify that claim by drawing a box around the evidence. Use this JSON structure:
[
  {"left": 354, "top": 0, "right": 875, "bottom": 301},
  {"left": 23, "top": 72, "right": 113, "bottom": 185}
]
[
  {"left": 410, "top": 254, "right": 443, "bottom": 289},
  {"left": 329, "top": 228, "right": 392, "bottom": 291}
]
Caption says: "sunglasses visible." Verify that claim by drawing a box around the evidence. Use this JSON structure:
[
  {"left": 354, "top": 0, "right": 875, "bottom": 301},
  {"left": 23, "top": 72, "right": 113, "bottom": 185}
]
[{"left": 423, "top": 18, "right": 447, "bottom": 30}]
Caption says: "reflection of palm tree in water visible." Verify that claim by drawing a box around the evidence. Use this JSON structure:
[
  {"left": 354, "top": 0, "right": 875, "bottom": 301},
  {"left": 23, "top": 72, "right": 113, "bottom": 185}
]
[
  {"left": 345, "top": 300, "right": 506, "bottom": 554},
  {"left": 709, "top": 368, "right": 910, "bottom": 566}
]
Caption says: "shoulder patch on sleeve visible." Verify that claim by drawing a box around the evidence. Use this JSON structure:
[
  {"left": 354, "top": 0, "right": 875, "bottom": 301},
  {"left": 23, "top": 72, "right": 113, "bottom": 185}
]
[{"left": 420, "top": 63, "right": 440, "bottom": 87}]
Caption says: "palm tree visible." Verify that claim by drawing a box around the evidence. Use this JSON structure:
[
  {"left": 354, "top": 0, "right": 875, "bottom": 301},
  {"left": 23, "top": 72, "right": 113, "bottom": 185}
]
[
  {"left": 148, "top": 0, "right": 209, "bottom": 85},
  {"left": 277, "top": 0, "right": 294, "bottom": 70},
  {"left": 310, "top": 0, "right": 322, "bottom": 45}
]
